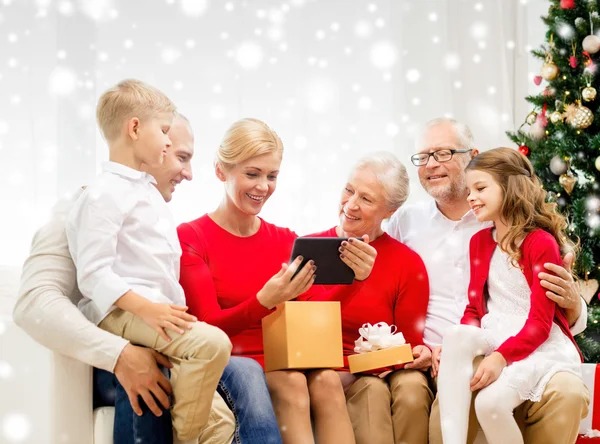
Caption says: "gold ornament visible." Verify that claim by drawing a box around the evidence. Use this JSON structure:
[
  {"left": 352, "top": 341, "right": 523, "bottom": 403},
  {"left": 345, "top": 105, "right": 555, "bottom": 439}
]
[
  {"left": 541, "top": 62, "right": 559, "bottom": 80},
  {"left": 550, "top": 111, "right": 564, "bottom": 124},
  {"left": 564, "top": 102, "right": 594, "bottom": 129},
  {"left": 559, "top": 173, "right": 577, "bottom": 194},
  {"left": 526, "top": 111, "right": 538, "bottom": 125},
  {"left": 583, "top": 86, "right": 597, "bottom": 102},
  {"left": 583, "top": 34, "right": 600, "bottom": 54},
  {"left": 596, "top": 155, "right": 600, "bottom": 171}
]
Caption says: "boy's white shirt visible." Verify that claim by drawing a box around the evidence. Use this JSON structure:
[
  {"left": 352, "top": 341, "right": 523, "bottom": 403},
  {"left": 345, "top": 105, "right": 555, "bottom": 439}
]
[
  {"left": 386, "top": 199, "right": 587, "bottom": 349},
  {"left": 14, "top": 188, "right": 128, "bottom": 372},
  {"left": 65, "top": 161, "right": 185, "bottom": 325}
]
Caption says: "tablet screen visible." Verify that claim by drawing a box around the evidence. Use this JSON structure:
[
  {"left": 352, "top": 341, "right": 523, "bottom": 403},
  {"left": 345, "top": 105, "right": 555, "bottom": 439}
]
[{"left": 290, "top": 237, "right": 355, "bottom": 285}]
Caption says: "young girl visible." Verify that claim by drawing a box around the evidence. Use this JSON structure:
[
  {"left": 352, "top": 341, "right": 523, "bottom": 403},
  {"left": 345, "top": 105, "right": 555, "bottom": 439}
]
[{"left": 437, "top": 147, "right": 583, "bottom": 444}]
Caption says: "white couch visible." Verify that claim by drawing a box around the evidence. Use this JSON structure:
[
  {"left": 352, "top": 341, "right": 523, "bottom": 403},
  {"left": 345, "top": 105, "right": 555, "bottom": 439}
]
[
  {"left": 1, "top": 266, "right": 114, "bottom": 444},
  {"left": 1, "top": 265, "right": 493, "bottom": 444}
]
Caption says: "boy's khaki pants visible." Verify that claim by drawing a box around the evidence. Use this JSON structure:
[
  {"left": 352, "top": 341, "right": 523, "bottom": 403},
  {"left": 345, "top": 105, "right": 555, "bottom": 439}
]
[{"left": 100, "top": 309, "right": 232, "bottom": 441}]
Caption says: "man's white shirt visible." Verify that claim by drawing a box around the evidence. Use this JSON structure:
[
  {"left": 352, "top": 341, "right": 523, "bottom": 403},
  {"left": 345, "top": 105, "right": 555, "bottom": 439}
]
[
  {"left": 386, "top": 199, "right": 587, "bottom": 349},
  {"left": 66, "top": 161, "right": 185, "bottom": 325}
]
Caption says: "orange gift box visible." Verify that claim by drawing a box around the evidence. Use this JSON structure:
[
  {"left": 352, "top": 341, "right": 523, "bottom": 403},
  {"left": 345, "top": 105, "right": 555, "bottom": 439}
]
[
  {"left": 262, "top": 301, "right": 343, "bottom": 372},
  {"left": 348, "top": 343, "right": 414, "bottom": 374}
]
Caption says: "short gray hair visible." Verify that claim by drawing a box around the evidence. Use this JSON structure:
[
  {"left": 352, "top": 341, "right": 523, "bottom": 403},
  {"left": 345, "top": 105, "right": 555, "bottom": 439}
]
[
  {"left": 352, "top": 151, "right": 410, "bottom": 211},
  {"left": 415, "top": 117, "right": 475, "bottom": 152}
]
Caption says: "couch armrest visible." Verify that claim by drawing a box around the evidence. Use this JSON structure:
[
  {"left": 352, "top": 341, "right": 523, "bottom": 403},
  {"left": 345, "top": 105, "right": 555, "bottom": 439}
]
[{"left": 2, "top": 318, "right": 94, "bottom": 444}]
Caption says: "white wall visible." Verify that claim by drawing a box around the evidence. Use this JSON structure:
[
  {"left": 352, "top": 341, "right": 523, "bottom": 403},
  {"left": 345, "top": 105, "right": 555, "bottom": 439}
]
[{"left": 0, "top": 0, "right": 550, "bottom": 267}]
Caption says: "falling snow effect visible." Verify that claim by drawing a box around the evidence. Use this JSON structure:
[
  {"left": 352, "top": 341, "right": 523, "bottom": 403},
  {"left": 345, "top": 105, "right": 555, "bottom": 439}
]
[{"left": 1, "top": 3, "right": 540, "bottom": 436}]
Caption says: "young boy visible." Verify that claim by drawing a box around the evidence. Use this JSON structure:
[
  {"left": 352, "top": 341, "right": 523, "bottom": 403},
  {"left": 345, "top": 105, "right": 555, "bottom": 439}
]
[{"left": 65, "top": 79, "right": 231, "bottom": 442}]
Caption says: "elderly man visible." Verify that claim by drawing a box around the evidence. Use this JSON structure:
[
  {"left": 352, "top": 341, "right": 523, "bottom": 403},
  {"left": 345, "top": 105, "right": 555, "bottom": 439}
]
[
  {"left": 386, "top": 117, "right": 589, "bottom": 444},
  {"left": 14, "top": 113, "right": 282, "bottom": 444}
]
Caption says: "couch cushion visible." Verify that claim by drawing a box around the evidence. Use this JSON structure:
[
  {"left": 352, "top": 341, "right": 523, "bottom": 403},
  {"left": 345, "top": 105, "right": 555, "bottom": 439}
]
[{"left": 93, "top": 407, "right": 115, "bottom": 444}]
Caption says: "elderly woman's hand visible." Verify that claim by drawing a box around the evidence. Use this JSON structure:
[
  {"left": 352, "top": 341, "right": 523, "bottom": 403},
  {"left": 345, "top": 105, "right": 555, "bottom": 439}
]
[{"left": 339, "top": 235, "right": 377, "bottom": 281}]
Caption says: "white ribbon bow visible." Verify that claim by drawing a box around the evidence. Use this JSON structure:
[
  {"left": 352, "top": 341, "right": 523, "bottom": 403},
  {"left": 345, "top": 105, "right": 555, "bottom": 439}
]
[{"left": 354, "top": 322, "right": 406, "bottom": 354}]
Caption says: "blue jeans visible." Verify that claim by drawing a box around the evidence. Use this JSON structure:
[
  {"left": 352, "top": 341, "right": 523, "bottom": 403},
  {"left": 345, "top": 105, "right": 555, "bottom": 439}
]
[
  {"left": 94, "top": 366, "right": 173, "bottom": 444},
  {"left": 94, "top": 357, "right": 282, "bottom": 444},
  {"left": 218, "top": 357, "right": 282, "bottom": 444}
]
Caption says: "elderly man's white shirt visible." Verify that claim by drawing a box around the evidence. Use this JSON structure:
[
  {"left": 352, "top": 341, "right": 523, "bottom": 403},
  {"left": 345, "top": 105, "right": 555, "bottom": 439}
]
[
  {"left": 386, "top": 199, "right": 587, "bottom": 349},
  {"left": 66, "top": 161, "right": 185, "bottom": 325}
]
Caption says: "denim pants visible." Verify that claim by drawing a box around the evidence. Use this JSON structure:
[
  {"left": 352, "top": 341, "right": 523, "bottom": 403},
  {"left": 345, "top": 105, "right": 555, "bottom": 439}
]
[
  {"left": 94, "top": 356, "right": 282, "bottom": 444},
  {"left": 217, "top": 357, "right": 282, "bottom": 444}
]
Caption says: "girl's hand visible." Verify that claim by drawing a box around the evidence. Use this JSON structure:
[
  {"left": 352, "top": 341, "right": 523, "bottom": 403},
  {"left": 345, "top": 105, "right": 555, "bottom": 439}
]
[
  {"left": 257, "top": 256, "right": 316, "bottom": 309},
  {"left": 470, "top": 352, "right": 507, "bottom": 391},
  {"left": 138, "top": 303, "right": 197, "bottom": 342},
  {"left": 431, "top": 346, "right": 442, "bottom": 378},
  {"left": 339, "top": 235, "right": 377, "bottom": 281}
]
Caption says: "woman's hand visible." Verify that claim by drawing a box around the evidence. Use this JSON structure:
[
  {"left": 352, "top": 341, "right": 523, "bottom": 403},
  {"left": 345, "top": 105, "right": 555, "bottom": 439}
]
[
  {"left": 469, "top": 352, "right": 507, "bottom": 391},
  {"left": 257, "top": 256, "right": 316, "bottom": 309},
  {"left": 431, "top": 346, "right": 442, "bottom": 378},
  {"left": 339, "top": 235, "right": 377, "bottom": 281},
  {"left": 137, "top": 302, "right": 197, "bottom": 342}
]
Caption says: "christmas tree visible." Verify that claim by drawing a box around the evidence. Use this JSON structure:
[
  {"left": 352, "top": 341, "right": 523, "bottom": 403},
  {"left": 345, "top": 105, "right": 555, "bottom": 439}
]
[{"left": 507, "top": 0, "right": 600, "bottom": 362}]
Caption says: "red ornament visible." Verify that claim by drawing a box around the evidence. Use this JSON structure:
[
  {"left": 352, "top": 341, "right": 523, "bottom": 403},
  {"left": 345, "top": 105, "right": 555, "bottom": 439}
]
[
  {"left": 570, "top": 56, "right": 578, "bottom": 68},
  {"left": 519, "top": 145, "right": 530, "bottom": 156},
  {"left": 534, "top": 75, "right": 542, "bottom": 86},
  {"left": 560, "top": 0, "right": 575, "bottom": 8}
]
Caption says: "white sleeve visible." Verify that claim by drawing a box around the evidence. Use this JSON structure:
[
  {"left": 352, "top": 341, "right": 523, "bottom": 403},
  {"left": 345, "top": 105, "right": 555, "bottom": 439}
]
[
  {"left": 13, "top": 205, "right": 128, "bottom": 373},
  {"left": 569, "top": 297, "right": 588, "bottom": 336},
  {"left": 66, "top": 187, "right": 132, "bottom": 316},
  {"left": 385, "top": 206, "right": 405, "bottom": 242}
]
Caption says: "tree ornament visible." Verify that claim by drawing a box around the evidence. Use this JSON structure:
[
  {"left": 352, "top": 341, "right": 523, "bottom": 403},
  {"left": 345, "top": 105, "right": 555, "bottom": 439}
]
[
  {"left": 564, "top": 102, "right": 594, "bottom": 128},
  {"left": 596, "top": 155, "right": 600, "bottom": 171},
  {"left": 559, "top": 172, "right": 578, "bottom": 194},
  {"left": 518, "top": 145, "right": 530, "bottom": 156},
  {"left": 583, "top": 86, "right": 597, "bottom": 101},
  {"left": 550, "top": 155, "right": 568, "bottom": 175},
  {"left": 570, "top": 41, "right": 578, "bottom": 67},
  {"left": 583, "top": 35, "right": 600, "bottom": 53},
  {"left": 541, "top": 60, "right": 560, "bottom": 80},
  {"left": 534, "top": 75, "right": 543, "bottom": 86},
  {"left": 550, "top": 110, "right": 564, "bottom": 124},
  {"left": 560, "top": 0, "right": 575, "bottom": 8},
  {"left": 526, "top": 111, "right": 538, "bottom": 125},
  {"left": 529, "top": 122, "right": 546, "bottom": 139},
  {"left": 583, "top": 15, "right": 600, "bottom": 53}
]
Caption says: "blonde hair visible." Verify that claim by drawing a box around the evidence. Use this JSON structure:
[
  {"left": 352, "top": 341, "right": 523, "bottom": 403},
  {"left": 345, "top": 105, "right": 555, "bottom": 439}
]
[
  {"left": 217, "top": 118, "right": 283, "bottom": 168},
  {"left": 96, "top": 79, "right": 176, "bottom": 142},
  {"left": 466, "top": 147, "right": 576, "bottom": 266},
  {"left": 353, "top": 152, "right": 410, "bottom": 211}
]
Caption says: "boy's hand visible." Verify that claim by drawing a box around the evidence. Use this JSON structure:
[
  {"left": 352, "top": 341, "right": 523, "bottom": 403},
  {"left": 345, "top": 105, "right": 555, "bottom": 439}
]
[
  {"left": 138, "top": 302, "right": 197, "bottom": 342},
  {"left": 470, "top": 352, "right": 507, "bottom": 391}
]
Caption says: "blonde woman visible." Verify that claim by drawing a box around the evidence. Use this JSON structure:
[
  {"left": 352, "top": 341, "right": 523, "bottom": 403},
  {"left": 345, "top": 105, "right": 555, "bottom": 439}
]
[{"left": 178, "top": 118, "right": 377, "bottom": 444}]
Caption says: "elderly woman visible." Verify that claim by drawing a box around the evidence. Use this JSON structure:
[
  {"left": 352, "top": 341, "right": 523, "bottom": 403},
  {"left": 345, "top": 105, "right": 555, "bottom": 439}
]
[
  {"left": 177, "top": 118, "right": 378, "bottom": 444},
  {"left": 305, "top": 152, "right": 432, "bottom": 444}
]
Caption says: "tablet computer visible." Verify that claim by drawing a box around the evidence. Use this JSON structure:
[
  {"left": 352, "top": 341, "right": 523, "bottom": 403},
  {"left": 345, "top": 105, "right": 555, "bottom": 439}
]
[{"left": 290, "top": 237, "right": 355, "bottom": 285}]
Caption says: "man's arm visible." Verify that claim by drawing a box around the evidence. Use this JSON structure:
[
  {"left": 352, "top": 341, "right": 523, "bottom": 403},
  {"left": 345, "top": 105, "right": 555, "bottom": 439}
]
[
  {"left": 14, "top": 212, "right": 129, "bottom": 372},
  {"left": 538, "top": 252, "right": 587, "bottom": 334},
  {"left": 13, "top": 198, "right": 172, "bottom": 416}
]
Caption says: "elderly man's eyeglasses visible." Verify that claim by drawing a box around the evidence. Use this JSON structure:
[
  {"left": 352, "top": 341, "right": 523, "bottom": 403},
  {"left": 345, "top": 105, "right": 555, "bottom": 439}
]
[{"left": 410, "top": 149, "right": 473, "bottom": 167}]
